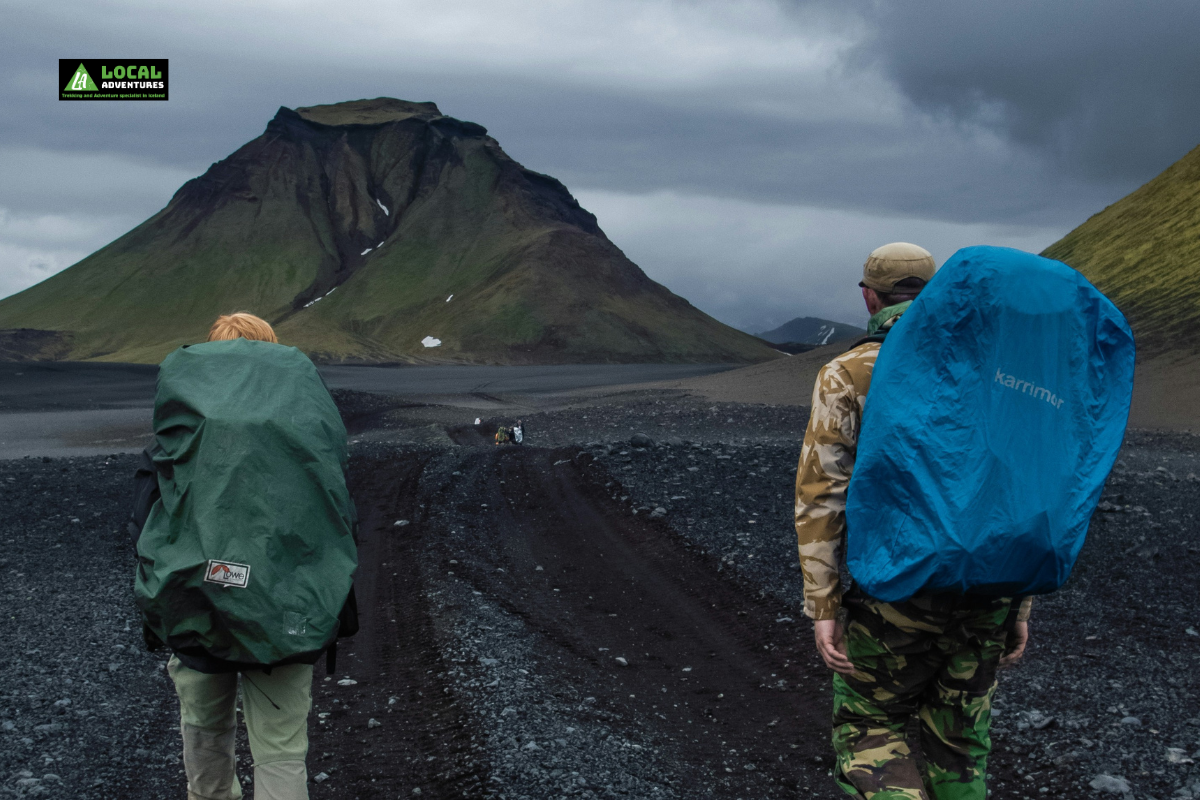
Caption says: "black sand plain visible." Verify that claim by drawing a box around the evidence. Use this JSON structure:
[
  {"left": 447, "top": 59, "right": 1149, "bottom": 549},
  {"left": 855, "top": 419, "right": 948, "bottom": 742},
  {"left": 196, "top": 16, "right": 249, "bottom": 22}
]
[{"left": 2, "top": 366, "right": 1199, "bottom": 800}]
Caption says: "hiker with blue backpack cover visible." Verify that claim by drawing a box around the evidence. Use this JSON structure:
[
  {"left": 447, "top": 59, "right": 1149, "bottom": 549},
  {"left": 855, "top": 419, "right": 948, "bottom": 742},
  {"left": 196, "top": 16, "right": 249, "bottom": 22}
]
[
  {"left": 131, "top": 313, "right": 359, "bottom": 800},
  {"left": 794, "top": 243, "right": 1134, "bottom": 799}
]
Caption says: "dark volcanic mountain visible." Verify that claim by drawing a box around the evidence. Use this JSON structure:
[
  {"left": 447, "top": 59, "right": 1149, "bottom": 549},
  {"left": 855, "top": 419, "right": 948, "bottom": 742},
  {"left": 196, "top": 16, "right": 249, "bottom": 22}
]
[
  {"left": 0, "top": 98, "right": 779, "bottom": 365},
  {"left": 756, "top": 316, "right": 865, "bottom": 348}
]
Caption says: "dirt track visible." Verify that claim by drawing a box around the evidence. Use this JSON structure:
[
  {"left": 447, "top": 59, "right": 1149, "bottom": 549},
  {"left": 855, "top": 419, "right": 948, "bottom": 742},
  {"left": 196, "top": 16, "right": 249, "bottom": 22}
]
[
  {"left": 308, "top": 443, "right": 834, "bottom": 798},
  {"left": 307, "top": 451, "right": 491, "bottom": 797}
]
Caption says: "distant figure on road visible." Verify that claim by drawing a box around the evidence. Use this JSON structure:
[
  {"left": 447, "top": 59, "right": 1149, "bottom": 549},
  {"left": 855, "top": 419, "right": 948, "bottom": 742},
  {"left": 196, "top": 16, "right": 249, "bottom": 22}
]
[
  {"left": 794, "top": 244, "right": 1030, "bottom": 799},
  {"left": 494, "top": 426, "right": 511, "bottom": 445},
  {"left": 513, "top": 420, "right": 524, "bottom": 444},
  {"left": 475, "top": 417, "right": 481, "bottom": 426},
  {"left": 131, "top": 312, "right": 358, "bottom": 800}
]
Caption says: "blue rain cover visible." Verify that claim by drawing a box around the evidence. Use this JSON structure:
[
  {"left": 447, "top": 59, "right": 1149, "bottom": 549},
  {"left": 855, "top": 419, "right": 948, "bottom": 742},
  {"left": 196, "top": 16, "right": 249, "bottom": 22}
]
[{"left": 845, "top": 246, "right": 1135, "bottom": 601}]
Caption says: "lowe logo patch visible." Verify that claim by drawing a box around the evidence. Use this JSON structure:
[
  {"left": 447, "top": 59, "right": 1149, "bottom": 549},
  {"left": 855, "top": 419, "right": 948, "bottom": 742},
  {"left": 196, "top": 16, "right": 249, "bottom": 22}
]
[{"left": 204, "top": 559, "right": 250, "bottom": 588}]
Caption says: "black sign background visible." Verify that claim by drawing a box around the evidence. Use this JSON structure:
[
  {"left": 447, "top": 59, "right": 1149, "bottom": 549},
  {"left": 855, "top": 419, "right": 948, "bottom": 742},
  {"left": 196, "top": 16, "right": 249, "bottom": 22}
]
[{"left": 59, "top": 59, "right": 169, "bottom": 101}]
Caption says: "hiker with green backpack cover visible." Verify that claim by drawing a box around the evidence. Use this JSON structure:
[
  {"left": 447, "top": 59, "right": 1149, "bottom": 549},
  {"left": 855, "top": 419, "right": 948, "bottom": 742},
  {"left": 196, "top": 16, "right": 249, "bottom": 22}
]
[{"left": 131, "top": 313, "right": 358, "bottom": 800}]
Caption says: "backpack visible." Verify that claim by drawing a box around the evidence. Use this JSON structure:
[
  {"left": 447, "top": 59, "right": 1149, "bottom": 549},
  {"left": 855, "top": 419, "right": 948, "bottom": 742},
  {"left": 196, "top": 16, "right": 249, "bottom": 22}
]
[
  {"left": 134, "top": 339, "right": 358, "bottom": 667},
  {"left": 845, "top": 246, "right": 1135, "bottom": 601}
]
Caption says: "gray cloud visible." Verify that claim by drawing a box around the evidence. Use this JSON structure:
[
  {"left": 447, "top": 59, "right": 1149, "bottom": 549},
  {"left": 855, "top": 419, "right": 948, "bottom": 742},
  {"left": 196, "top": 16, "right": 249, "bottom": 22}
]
[
  {"left": 579, "top": 189, "right": 1063, "bottom": 332},
  {"left": 1, "top": 0, "right": 1192, "bottom": 326},
  {"left": 856, "top": 0, "right": 1200, "bottom": 182},
  {"left": 0, "top": 147, "right": 194, "bottom": 215},
  {"left": 0, "top": 1, "right": 1129, "bottom": 229}
]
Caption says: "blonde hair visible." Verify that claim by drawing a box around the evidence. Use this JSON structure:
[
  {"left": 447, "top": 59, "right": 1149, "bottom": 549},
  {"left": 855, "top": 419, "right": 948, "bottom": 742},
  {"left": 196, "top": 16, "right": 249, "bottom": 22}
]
[{"left": 207, "top": 313, "right": 278, "bottom": 344}]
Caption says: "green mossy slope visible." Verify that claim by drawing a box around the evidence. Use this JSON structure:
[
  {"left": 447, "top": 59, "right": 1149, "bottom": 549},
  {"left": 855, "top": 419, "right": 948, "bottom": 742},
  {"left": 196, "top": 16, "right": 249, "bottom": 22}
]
[{"left": 1042, "top": 143, "right": 1200, "bottom": 356}]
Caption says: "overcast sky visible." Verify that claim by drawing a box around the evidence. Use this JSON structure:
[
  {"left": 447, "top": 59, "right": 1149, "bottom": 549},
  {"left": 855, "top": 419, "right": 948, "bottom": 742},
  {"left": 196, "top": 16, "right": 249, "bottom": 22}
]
[{"left": 2, "top": 0, "right": 1197, "bottom": 332}]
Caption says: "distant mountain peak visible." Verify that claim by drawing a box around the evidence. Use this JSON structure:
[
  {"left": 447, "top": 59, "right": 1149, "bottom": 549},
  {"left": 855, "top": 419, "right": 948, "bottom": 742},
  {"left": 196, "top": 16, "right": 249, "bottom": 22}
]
[{"left": 756, "top": 316, "right": 865, "bottom": 348}]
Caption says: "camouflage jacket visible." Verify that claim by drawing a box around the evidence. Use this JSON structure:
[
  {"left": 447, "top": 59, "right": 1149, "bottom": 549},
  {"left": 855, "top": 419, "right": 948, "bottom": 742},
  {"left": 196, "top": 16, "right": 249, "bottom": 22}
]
[{"left": 793, "top": 310, "right": 1034, "bottom": 622}]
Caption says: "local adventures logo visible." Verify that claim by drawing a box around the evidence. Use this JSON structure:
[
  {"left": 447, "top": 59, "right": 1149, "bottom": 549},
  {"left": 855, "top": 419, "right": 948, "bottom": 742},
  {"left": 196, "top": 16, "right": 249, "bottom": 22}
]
[
  {"left": 63, "top": 63, "right": 97, "bottom": 92},
  {"left": 59, "top": 59, "right": 168, "bottom": 101},
  {"left": 203, "top": 559, "right": 251, "bottom": 588}
]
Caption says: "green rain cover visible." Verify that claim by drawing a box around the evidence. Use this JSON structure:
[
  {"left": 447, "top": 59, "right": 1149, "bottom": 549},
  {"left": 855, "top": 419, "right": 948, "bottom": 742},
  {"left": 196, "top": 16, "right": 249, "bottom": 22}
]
[{"left": 135, "top": 339, "right": 358, "bottom": 665}]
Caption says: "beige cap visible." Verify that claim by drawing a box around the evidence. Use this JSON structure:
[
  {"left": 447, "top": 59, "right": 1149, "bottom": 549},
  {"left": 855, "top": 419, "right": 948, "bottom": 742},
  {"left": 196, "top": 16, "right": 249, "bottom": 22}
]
[{"left": 861, "top": 242, "right": 936, "bottom": 293}]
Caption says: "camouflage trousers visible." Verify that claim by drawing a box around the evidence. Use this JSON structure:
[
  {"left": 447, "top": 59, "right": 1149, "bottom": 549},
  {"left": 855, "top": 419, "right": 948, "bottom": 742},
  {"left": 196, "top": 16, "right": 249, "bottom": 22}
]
[{"left": 831, "top": 585, "right": 1013, "bottom": 800}]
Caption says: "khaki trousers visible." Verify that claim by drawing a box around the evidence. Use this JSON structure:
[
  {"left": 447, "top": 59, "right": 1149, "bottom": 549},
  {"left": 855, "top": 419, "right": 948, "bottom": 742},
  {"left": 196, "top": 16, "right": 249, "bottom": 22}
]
[{"left": 168, "top": 655, "right": 313, "bottom": 800}]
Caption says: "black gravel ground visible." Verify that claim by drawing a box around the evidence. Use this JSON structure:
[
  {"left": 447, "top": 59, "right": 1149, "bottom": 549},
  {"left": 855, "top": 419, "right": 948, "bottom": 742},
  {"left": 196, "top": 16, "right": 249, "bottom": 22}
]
[
  {"left": 0, "top": 454, "right": 182, "bottom": 799},
  {"left": 2, "top": 396, "right": 1198, "bottom": 800},
  {"left": 547, "top": 417, "right": 1200, "bottom": 800}
]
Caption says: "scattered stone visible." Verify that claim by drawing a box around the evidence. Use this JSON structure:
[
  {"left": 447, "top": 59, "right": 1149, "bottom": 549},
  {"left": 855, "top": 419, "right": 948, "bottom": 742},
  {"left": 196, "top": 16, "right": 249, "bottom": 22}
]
[
  {"left": 336, "top": 678, "right": 358, "bottom": 686},
  {"left": 1017, "top": 710, "right": 1054, "bottom": 730},
  {"left": 630, "top": 433, "right": 655, "bottom": 449},
  {"left": 1120, "top": 716, "right": 1142, "bottom": 727},
  {"left": 367, "top": 718, "right": 381, "bottom": 729},
  {"left": 1089, "top": 774, "right": 1131, "bottom": 794},
  {"left": 313, "top": 771, "right": 330, "bottom": 783},
  {"left": 393, "top": 519, "right": 410, "bottom": 527},
  {"left": 615, "top": 657, "right": 628, "bottom": 667},
  {"left": 1167, "top": 747, "right": 1194, "bottom": 764}
]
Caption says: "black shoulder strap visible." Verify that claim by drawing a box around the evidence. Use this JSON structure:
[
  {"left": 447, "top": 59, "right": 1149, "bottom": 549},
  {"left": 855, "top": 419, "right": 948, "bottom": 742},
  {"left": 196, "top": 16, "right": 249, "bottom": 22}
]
[
  {"left": 128, "top": 444, "right": 164, "bottom": 551},
  {"left": 848, "top": 331, "right": 888, "bottom": 351},
  {"left": 325, "top": 642, "right": 337, "bottom": 676},
  {"left": 337, "top": 585, "right": 359, "bottom": 638}
]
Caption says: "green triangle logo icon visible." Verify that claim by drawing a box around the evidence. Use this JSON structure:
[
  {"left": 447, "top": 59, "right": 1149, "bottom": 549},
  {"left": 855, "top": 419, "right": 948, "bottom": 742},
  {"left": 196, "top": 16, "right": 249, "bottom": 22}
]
[{"left": 64, "top": 63, "right": 97, "bottom": 92}]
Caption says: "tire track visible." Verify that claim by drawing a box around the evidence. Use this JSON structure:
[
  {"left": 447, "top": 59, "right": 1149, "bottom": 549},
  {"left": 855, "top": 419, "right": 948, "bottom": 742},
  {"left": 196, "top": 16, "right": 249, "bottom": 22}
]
[
  {"left": 309, "top": 451, "right": 490, "bottom": 799},
  {"left": 437, "top": 446, "right": 834, "bottom": 796}
]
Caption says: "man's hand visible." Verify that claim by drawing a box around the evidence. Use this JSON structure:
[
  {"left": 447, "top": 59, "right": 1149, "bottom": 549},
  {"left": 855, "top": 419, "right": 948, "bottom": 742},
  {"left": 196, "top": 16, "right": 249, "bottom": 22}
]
[
  {"left": 999, "top": 620, "right": 1028, "bottom": 668},
  {"left": 814, "top": 618, "right": 855, "bottom": 674}
]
